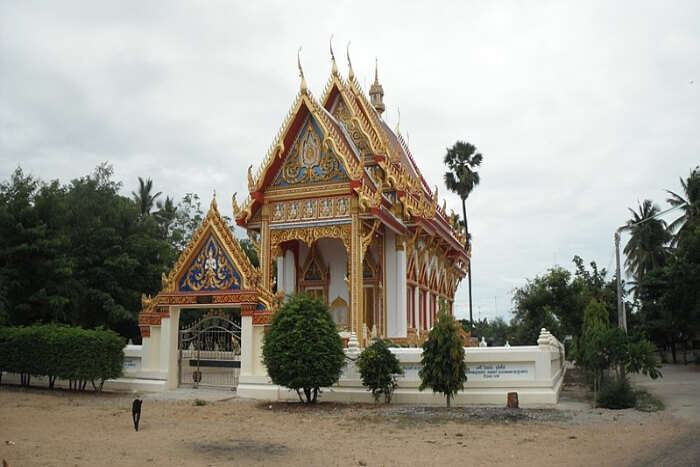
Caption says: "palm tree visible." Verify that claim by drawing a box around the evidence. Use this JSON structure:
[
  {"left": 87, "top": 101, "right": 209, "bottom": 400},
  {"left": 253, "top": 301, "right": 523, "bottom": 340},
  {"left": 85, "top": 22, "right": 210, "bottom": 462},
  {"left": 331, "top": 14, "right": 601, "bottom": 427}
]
[
  {"left": 623, "top": 200, "right": 671, "bottom": 286},
  {"left": 155, "top": 196, "right": 177, "bottom": 233},
  {"left": 131, "top": 177, "right": 162, "bottom": 216},
  {"left": 666, "top": 166, "right": 700, "bottom": 246},
  {"left": 444, "top": 141, "right": 483, "bottom": 325}
]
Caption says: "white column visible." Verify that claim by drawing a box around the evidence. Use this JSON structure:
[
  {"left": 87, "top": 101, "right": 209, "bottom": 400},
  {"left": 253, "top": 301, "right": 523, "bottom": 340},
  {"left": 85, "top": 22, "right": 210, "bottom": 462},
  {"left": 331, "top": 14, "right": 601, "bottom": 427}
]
[
  {"left": 396, "top": 240, "right": 407, "bottom": 338},
  {"left": 384, "top": 231, "right": 398, "bottom": 337},
  {"left": 413, "top": 286, "right": 420, "bottom": 332},
  {"left": 159, "top": 316, "right": 170, "bottom": 373},
  {"left": 284, "top": 249, "right": 296, "bottom": 294},
  {"left": 165, "top": 307, "right": 180, "bottom": 390},
  {"left": 240, "top": 314, "right": 254, "bottom": 376},
  {"left": 276, "top": 255, "right": 285, "bottom": 293}
]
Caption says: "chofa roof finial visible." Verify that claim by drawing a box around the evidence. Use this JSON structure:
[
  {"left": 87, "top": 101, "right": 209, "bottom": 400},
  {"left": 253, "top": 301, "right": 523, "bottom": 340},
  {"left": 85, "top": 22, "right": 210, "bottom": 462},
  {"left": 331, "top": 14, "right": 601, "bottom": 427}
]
[
  {"left": 346, "top": 41, "right": 354, "bottom": 81},
  {"left": 297, "top": 46, "right": 308, "bottom": 93},
  {"left": 395, "top": 107, "right": 401, "bottom": 134},
  {"left": 330, "top": 34, "right": 338, "bottom": 76},
  {"left": 374, "top": 57, "right": 379, "bottom": 84}
]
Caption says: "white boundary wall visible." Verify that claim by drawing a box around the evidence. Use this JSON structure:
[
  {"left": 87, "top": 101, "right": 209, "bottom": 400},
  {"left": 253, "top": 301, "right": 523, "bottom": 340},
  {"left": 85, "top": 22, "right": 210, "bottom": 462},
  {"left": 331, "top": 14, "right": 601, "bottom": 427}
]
[
  {"left": 237, "top": 329, "right": 566, "bottom": 405},
  {"left": 3, "top": 318, "right": 564, "bottom": 405}
]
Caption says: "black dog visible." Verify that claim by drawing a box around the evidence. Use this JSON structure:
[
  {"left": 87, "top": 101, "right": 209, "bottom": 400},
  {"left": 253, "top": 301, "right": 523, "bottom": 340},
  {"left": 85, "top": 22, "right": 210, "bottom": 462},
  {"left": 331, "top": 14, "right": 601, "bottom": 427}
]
[{"left": 132, "top": 399, "right": 142, "bottom": 432}]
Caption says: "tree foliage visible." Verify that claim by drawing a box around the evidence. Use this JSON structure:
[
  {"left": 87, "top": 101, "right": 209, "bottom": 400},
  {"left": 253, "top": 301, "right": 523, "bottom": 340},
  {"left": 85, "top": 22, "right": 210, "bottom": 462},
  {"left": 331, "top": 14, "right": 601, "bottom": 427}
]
[
  {"left": 0, "top": 165, "right": 261, "bottom": 341},
  {"left": 357, "top": 339, "right": 404, "bottom": 403},
  {"left": 443, "top": 140, "right": 483, "bottom": 326},
  {"left": 262, "top": 294, "right": 345, "bottom": 404},
  {"left": 418, "top": 307, "right": 467, "bottom": 407},
  {"left": 0, "top": 324, "right": 124, "bottom": 391}
]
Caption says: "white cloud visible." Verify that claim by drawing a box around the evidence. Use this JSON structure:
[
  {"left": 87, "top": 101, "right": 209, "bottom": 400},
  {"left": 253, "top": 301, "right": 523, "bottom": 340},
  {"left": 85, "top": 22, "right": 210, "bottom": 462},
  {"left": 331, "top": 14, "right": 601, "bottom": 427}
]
[{"left": 1, "top": 0, "right": 698, "bottom": 323}]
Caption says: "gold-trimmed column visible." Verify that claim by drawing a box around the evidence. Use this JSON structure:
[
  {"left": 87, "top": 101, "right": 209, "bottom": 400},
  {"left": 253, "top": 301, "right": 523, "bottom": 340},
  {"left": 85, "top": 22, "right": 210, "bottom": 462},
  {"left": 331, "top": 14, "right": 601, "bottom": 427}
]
[
  {"left": 350, "top": 198, "right": 363, "bottom": 341},
  {"left": 260, "top": 204, "right": 271, "bottom": 291}
]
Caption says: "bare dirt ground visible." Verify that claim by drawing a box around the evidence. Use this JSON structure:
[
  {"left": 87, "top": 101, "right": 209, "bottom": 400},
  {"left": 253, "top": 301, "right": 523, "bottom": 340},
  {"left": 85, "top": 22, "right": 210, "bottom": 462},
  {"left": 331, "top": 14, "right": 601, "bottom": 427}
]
[{"left": 0, "top": 383, "right": 696, "bottom": 467}]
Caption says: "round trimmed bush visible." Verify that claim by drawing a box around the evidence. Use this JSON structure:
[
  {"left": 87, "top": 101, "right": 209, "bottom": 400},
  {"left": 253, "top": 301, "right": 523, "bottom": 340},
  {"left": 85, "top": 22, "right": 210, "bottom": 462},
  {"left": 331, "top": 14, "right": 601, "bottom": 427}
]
[{"left": 262, "top": 293, "right": 345, "bottom": 404}]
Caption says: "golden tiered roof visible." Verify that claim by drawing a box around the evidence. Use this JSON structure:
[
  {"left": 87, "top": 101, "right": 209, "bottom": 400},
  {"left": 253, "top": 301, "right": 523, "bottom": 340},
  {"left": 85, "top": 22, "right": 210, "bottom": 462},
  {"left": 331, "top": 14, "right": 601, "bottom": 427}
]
[{"left": 234, "top": 48, "right": 469, "bottom": 258}]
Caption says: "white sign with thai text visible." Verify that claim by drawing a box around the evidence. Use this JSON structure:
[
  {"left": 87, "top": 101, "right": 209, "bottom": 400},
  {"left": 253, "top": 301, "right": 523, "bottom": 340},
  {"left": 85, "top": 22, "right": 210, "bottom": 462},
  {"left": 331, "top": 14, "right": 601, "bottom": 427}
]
[{"left": 466, "top": 363, "right": 534, "bottom": 381}]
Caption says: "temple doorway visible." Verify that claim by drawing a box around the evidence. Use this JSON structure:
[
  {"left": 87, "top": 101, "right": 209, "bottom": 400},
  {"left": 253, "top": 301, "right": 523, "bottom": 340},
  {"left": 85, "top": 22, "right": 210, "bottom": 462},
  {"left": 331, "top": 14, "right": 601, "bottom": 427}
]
[{"left": 177, "top": 308, "right": 241, "bottom": 389}]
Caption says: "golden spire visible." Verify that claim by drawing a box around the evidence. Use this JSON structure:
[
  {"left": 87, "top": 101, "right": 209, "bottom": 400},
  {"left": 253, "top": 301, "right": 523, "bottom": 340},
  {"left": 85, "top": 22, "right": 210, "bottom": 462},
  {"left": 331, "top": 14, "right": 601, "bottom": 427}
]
[
  {"left": 369, "top": 57, "right": 385, "bottom": 115},
  {"left": 346, "top": 41, "right": 354, "bottom": 81},
  {"left": 297, "top": 46, "right": 308, "bottom": 93},
  {"left": 210, "top": 190, "right": 218, "bottom": 210},
  {"left": 330, "top": 34, "right": 338, "bottom": 76}
]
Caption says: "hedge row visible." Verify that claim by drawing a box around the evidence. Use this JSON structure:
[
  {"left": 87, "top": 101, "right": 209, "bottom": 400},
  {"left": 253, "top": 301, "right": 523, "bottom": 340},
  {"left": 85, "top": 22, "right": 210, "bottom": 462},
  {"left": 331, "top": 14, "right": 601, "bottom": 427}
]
[{"left": 0, "top": 324, "right": 124, "bottom": 392}]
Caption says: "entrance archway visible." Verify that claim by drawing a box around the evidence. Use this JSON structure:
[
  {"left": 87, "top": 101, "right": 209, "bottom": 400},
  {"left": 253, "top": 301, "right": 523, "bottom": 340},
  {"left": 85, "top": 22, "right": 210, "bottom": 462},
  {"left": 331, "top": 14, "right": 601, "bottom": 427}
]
[{"left": 178, "top": 309, "right": 241, "bottom": 389}]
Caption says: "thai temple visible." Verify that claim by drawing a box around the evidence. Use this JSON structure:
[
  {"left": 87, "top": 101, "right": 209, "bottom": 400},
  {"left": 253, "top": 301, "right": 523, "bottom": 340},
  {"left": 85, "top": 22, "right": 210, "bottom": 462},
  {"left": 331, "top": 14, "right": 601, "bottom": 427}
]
[
  {"left": 231, "top": 48, "right": 469, "bottom": 345},
  {"left": 135, "top": 46, "right": 471, "bottom": 393},
  {"left": 121, "top": 48, "right": 560, "bottom": 405}
]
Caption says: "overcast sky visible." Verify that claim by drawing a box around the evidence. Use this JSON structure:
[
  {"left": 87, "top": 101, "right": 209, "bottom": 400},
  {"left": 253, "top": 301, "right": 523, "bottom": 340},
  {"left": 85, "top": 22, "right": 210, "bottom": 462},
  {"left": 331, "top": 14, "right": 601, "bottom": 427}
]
[{"left": 1, "top": 1, "right": 698, "bottom": 323}]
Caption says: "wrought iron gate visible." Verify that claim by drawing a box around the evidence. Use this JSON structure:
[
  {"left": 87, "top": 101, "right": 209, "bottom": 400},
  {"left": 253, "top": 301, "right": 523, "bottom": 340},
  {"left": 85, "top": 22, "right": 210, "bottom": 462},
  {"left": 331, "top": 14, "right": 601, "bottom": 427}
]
[{"left": 178, "top": 311, "right": 241, "bottom": 389}]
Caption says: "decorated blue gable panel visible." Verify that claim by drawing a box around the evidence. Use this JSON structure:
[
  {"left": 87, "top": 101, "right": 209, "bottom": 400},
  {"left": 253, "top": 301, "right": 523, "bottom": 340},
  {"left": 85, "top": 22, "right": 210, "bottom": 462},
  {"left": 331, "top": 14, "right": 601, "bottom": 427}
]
[
  {"left": 273, "top": 116, "right": 348, "bottom": 186},
  {"left": 178, "top": 233, "right": 241, "bottom": 292}
]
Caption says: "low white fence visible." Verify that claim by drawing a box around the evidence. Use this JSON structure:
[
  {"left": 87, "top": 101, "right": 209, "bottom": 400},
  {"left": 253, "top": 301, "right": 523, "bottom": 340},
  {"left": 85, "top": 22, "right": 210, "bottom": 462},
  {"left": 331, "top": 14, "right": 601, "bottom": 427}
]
[{"left": 238, "top": 328, "right": 566, "bottom": 405}]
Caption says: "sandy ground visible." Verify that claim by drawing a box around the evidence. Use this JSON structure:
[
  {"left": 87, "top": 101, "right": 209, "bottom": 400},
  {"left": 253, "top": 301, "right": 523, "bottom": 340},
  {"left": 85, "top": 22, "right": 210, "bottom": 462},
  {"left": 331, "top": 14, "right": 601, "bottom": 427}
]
[{"left": 0, "top": 384, "right": 697, "bottom": 467}]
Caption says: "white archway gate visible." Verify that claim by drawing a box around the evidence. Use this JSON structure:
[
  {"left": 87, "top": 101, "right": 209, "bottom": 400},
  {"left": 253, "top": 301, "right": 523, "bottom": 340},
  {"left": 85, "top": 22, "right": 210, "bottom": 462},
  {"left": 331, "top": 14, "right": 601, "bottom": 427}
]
[{"left": 178, "top": 310, "right": 241, "bottom": 388}]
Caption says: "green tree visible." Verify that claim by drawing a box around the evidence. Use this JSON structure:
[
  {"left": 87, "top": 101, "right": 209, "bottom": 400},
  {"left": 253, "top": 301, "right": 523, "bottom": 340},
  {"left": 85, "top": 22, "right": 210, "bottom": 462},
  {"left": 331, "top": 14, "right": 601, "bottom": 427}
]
[
  {"left": 357, "top": 339, "right": 404, "bottom": 403},
  {"left": 262, "top": 294, "right": 345, "bottom": 404},
  {"left": 443, "top": 141, "right": 483, "bottom": 326},
  {"left": 131, "top": 176, "right": 162, "bottom": 216},
  {"left": 0, "top": 168, "right": 72, "bottom": 325},
  {"left": 419, "top": 306, "right": 467, "bottom": 407},
  {"left": 623, "top": 200, "right": 671, "bottom": 290},
  {"left": 666, "top": 166, "right": 700, "bottom": 246}
]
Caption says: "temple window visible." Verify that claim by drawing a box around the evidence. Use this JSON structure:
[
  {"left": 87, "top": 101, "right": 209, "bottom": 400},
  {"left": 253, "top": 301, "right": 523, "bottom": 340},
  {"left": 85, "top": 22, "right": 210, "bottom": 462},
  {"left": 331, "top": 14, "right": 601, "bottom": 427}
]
[{"left": 299, "top": 244, "right": 329, "bottom": 305}]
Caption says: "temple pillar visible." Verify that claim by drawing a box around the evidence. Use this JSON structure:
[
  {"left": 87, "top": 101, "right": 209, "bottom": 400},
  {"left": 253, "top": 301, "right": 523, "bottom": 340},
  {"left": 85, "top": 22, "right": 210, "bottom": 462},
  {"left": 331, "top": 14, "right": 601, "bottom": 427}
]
[
  {"left": 414, "top": 286, "right": 420, "bottom": 334},
  {"left": 395, "top": 236, "right": 408, "bottom": 338},
  {"left": 260, "top": 205, "right": 271, "bottom": 291},
  {"left": 240, "top": 304, "right": 256, "bottom": 377},
  {"left": 276, "top": 255, "right": 284, "bottom": 294},
  {"left": 283, "top": 249, "right": 296, "bottom": 294},
  {"left": 350, "top": 198, "right": 363, "bottom": 342},
  {"left": 164, "top": 307, "right": 180, "bottom": 390}
]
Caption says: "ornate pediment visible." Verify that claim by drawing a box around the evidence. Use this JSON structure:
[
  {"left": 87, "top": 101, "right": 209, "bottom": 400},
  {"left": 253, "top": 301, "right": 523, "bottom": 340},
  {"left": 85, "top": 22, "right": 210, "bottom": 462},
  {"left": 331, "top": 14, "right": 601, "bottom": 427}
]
[
  {"left": 177, "top": 233, "right": 241, "bottom": 292},
  {"left": 272, "top": 116, "right": 348, "bottom": 187},
  {"left": 160, "top": 197, "right": 261, "bottom": 294}
]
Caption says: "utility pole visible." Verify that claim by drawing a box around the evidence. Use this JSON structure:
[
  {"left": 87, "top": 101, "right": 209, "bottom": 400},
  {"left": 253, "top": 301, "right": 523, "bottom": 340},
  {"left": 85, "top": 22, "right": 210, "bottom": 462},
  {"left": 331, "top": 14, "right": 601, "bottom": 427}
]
[{"left": 614, "top": 228, "right": 627, "bottom": 333}]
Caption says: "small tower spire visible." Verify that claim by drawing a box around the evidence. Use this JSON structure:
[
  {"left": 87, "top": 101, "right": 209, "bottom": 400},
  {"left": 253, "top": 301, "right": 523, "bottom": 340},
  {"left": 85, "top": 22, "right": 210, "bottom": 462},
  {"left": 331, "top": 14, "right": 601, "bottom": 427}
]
[
  {"left": 346, "top": 42, "right": 355, "bottom": 81},
  {"left": 298, "top": 47, "right": 308, "bottom": 93},
  {"left": 369, "top": 57, "right": 385, "bottom": 116},
  {"left": 330, "top": 34, "right": 338, "bottom": 76}
]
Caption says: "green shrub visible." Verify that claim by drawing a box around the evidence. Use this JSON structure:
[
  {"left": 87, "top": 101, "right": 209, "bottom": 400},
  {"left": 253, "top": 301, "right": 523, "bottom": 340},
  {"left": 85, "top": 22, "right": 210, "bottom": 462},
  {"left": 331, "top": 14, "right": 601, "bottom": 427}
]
[
  {"left": 262, "top": 294, "right": 345, "bottom": 404},
  {"left": 597, "top": 376, "right": 636, "bottom": 409},
  {"left": 418, "top": 306, "right": 467, "bottom": 407},
  {"left": 357, "top": 339, "right": 404, "bottom": 403},
  {"left": 0, "top": 324, "right": 124, "bottom": 392}
]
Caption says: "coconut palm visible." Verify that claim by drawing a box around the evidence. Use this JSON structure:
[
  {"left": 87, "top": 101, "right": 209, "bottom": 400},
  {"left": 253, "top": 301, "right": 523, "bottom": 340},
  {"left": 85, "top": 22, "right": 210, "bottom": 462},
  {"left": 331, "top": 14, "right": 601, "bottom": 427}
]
[
  {"left": 444, "top": 141, "right": 483, "bottom": 325},
  {"left": 623, "top": 200, "right": 671, "bottom": 286},
  {"left": 131, "top": 177, "right": 162, "bottom": 216},
  {"left": 155, "top": 196, "right": 177, "bottom": 232},
  {"left": 666, "top": 166, "right": 700, "bottom": 246}
]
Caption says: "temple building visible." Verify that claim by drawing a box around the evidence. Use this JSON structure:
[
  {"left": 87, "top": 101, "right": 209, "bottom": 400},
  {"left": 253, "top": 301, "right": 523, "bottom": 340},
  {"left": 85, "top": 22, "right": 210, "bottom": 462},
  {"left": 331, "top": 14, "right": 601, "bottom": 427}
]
[
  {"left": 137, "top": 50, "right": 471, "bottom": 391},
  {"left": 231, "top": 49, "right": 469, "bottom": 346}
]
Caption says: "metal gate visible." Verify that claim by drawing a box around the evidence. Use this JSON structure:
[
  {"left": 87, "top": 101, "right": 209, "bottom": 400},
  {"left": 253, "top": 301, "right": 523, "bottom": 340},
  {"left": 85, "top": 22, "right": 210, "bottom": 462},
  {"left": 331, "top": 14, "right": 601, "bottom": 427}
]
[{"left": 178, "top": 311, "right": 241, "bottom": 389}]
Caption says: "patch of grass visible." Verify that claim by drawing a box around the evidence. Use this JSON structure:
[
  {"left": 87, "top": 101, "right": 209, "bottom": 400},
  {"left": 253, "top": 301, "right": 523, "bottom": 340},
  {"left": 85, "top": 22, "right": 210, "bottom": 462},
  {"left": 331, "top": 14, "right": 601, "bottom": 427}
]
[
  {"left": 193, "top": 399, "right": 207, "bottom": 406},
  {"left": 634, "top": 389, "right": 664, "bottom": 412}
]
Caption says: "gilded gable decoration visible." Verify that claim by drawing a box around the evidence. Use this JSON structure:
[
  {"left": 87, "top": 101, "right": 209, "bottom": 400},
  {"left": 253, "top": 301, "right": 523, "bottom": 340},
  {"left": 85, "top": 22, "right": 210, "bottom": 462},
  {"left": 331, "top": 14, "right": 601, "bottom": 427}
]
[
  {"left": 274, "top": 117, "right": 348, "bottom": 187},
  {"left": 178, "top": 233, "right": 240, "bottom": 292}
]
